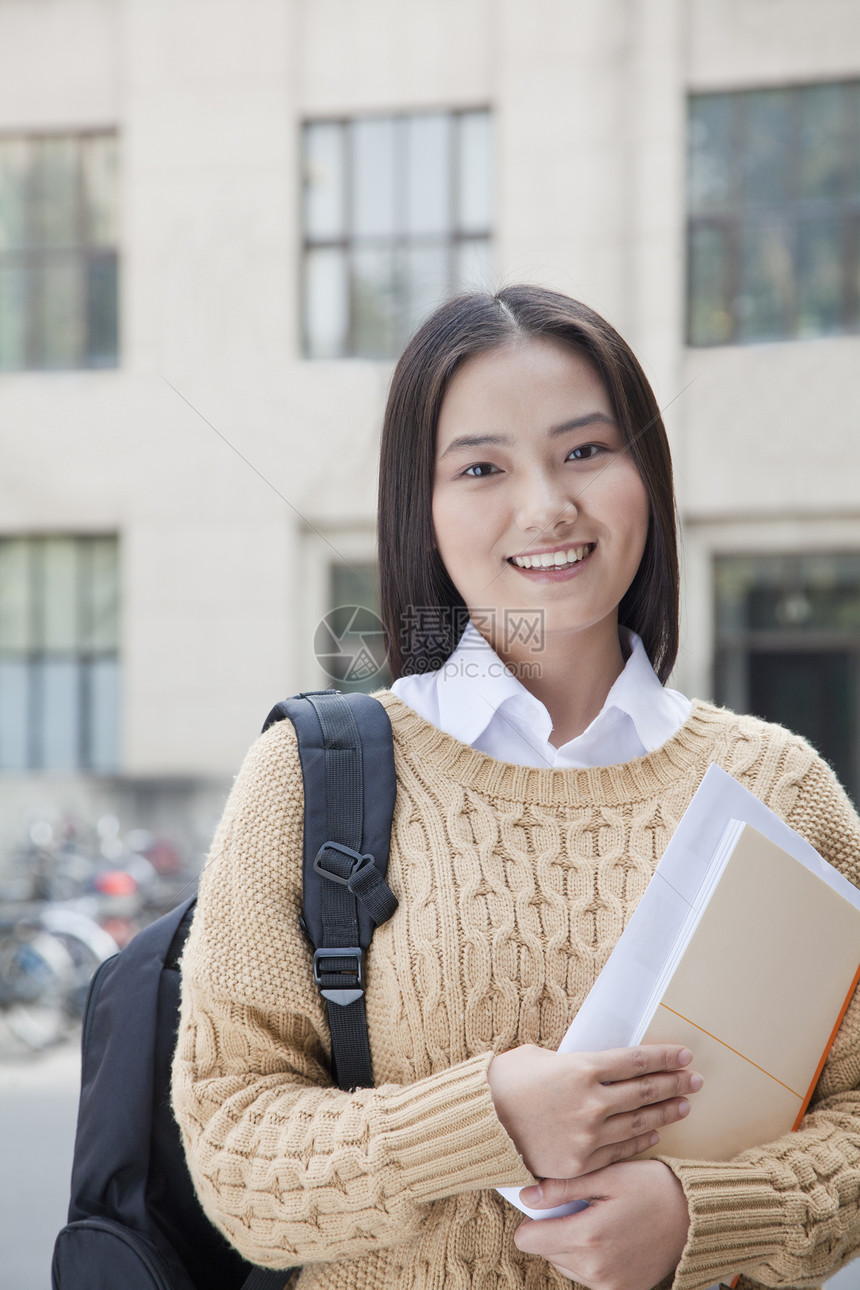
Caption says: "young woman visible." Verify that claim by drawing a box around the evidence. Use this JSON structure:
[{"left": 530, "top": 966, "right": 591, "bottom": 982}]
[{"left": 172, "top": 286, "right": 860, "bottom": 1290}]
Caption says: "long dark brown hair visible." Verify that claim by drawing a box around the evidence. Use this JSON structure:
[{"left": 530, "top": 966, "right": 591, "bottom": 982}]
[{"left": 377, "top": 285, "right": 679, "bottom": 682}]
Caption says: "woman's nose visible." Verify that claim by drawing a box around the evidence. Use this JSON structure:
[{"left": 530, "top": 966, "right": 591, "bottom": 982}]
[{"left": 514, "top": 475, "right": 578, "bottom": 535}]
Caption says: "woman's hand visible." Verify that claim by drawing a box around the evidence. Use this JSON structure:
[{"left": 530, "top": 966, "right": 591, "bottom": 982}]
[
  {"left": 487, "top": 1044, "right": 702, "bottom": 1179},
  {"left": 514, "top": 1160, "right": 691, "bottom": 1290}
]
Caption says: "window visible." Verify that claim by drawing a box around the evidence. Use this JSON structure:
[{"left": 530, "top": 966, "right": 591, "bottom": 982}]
[
  {"left": 302, "top": 110, "right": 493, "bottom": 359},
  {"left": 0, "top": 132, "right": 119, "bottom": 370},
  {"left": 714, "top": 552, "right": 860, "bottom": 804},
  {"left": 0, "top": 536, "right": 120, "bottom": 771},
  {"left": 315, "top": 561, "right": 390, "bottom": 693},
  {"left": 687, "top": 82, "right": 860, "bottom": 345}
]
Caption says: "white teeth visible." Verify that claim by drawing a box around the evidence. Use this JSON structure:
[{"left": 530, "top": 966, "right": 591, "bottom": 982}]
[{"left": 510, "top": 545, "right": 592, "bottom": 569}]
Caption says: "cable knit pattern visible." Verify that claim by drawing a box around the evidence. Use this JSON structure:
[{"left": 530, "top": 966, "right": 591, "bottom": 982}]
[{"left": 172, "top": 696, "right": 860, "bottom": 1290}]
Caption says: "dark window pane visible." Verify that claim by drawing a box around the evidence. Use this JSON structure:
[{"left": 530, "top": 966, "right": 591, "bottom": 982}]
[
  {"left": 41, "top": 538, "right": 78, "bottom": 651},
  {"left": 689, "top": 95, "right": 736, "bottom": 214},
  {"left": 305, "top": 246, "right": 348, "bottom": 358},
  {"left": 86, "top": 253, "right": 118, "bottom": 366},
  {"left": 0, "top": 661, "right": 28, "bottom": 769},
  {"left": 748, "top": 650, "right": 856, "bottom": 799},
  {"left": 352, "top": 119, "right": 397, "bottom": 238},
  {"left": 31, "top": 137, "right": 80, "bottom": 247},
  {"left": 736, "top": 217, "right": 794, "bottom": 341},
  {"left": 688, "top": 223, "right": 733, "bottom": 344},
  {"left": 38, "top": 253, "right": 86, "bottom": 368},
  {"left": 351, "top": 245, "right": 399, "bottom": 357},
  {"left": 83, "top": 134, "right": 119, "bottom": 248},
  {"left": 86, "top": 536, "right": 120, "bottom": 650},
  {"left": 327, "top": 562, "right": 390, "bottom": 693},
  {"left": 848, "top": 83, "right": 860, "bottom": 200},
  {"left": 0, "top": 139, "right": 29, "bottom": 251},
  {"left": 798, "top": 83, "right": 846, "bottom": 202},
  {"left": 797, "top": 215, "right": 844, "bottom": 335},
  {"left": 714, "top": 553, "right": 860, "bottom": 804},
  {"left": 406, "top": 114, "right": 450, "bottom": 236},
  {"left": 0, "top": 539, "right": 31, "bottom": 650},
  {"left": 304, "top": 122, "right": 345, "bottom": 242},
  {"left": 740, "top": 89, "right": 792, "bottom": 208},
  {"left": 0, "top": 259, "right": 31, "bottom": 369},
  {"left": 716, "top": 552, "right": 860, "bottom": 636}
]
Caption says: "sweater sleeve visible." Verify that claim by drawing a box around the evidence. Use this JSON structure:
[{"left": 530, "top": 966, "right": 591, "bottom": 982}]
[
  {"left": 664, "top": 746, "right": 860, "bottom": 1290},
  {"left": 170, "top": 721, "right": 532, "bottom": 1272}
]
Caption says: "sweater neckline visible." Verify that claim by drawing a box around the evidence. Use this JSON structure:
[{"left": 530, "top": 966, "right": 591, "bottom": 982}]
[{"left": 374, "top": 692, "right": 730, "bottom": 809}]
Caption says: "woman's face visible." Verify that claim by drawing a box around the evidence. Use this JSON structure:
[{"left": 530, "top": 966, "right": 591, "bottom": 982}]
[{"left": 431, "top": 337, "right": 651, "bottom": 659}]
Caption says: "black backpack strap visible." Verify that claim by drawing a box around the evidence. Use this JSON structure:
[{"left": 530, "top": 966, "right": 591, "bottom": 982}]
[
  {"left": 262, "top": 690, "right": 398, "bottom": 1092},
  {"left": 241, "top": 1268, "right": 298, "bottom": 1290}
]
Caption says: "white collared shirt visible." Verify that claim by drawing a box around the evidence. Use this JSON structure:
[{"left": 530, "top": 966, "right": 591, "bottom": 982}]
[{"left": 390, "top": 622, "right": 691, "bottom": 770}]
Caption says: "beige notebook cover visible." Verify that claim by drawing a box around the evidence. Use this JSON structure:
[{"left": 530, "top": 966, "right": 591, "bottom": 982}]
[{"left": 640, "top": 823, "right": 860, "bottom": 1161}]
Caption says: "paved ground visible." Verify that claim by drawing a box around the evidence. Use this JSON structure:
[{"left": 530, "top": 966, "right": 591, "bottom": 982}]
[
  {"left": 0, "top": 1042, "right": 81, "bottom": 1289},
  {"left": 2, "top": 1039, "right": 860, "bottom": 1290}
]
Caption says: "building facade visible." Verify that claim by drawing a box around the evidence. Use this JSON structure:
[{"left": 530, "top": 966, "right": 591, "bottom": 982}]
[{"left": 1, "top": 0, "right": 859, "bottom": 857}]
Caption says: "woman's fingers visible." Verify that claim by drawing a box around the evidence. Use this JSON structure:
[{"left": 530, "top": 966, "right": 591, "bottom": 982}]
[
  {"left": 488, "top": 1043, "right": 703, "bottom": 1180},
  {"left": 520, "top": 1174, "right": 595, "bottom": 1210},
  {"left": 592, "top": 1044, "right": 693, "bottom": 1084},
  {"left": 603, "top": 1066, "right": 703, "bottom": 1115}
]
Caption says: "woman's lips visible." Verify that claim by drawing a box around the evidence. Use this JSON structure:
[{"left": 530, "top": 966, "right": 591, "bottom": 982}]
[{"left": 507, "top": 542, "right": 596, "bottom": 576}]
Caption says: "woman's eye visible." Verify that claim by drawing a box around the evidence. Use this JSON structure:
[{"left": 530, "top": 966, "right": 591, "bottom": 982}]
[
  {"left": 568, "top": 443, "right": 602, "bottom": 462},
  {"left": 463, "top": 462, "right": 499, "bottom": 478}
]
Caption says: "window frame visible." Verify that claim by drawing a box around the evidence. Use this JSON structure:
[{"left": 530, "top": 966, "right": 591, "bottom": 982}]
[
  {"left": 686, "top": 80, "right": 860, "bottom": 346},
  {"left": 712, "top": 549, "right": 860, "bottom": 804},
  {"left": 0, "top": 534, "right": 121, "bottom": 772},
  {"left": 300, "top": 107, "right": 493, "bottom": 360},
  {"left": 0, "top": 129, "right": 120, "bottom": 372}
]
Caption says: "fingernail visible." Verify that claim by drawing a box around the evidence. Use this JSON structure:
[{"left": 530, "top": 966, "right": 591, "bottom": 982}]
[
  {"left": 649, "top": 1132, "right": 660, "bottom": 1146},
  {"left": 678, "top": 1048, "right": 693, "bottom": 1065},
  {"left": 689, "top": 1073, "right": 704, "bottom": 1092},
  {"left": 520, "top": 1184, "right": 543, "bottom": 1204},
  {"left": 678, "top": 1098, "right": 691, "bottom": 1117}
]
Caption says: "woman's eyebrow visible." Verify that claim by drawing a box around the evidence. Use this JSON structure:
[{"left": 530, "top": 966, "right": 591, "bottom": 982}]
[
  {"left": 549, "top": 411, "right": 617, "bottom": 435},
  {"left": 437, "top": 432, "right": 513, "bottom": 459},
  {"left": 438, "top": 412, "right": 617, "bottom": 460}
]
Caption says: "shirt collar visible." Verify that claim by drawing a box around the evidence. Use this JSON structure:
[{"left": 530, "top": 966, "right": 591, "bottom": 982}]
[
  {"left": 434, "top": 622, "right": 682, "bottom": 755},
  {"left": 435, "top": 621, "right": 549, "bottom": 746},
  {"left": 598, "top": 629, "right": 685, "bottom": 752}
]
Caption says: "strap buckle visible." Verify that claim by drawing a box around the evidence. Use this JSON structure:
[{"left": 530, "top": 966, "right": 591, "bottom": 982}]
[
  {"left": 313, "top": 946, "right": 365, "bottom": 1007},
  {"left": 313, "top": 842, "right": 375, "bottom": 885}
]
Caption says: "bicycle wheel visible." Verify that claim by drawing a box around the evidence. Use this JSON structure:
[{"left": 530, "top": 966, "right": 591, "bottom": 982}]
[
  {"left": 39, "top": 907, "right": 118, "bottom": 1020},
  {"left": 0, "top": 926, "right": 74, "bottom": 1051}
]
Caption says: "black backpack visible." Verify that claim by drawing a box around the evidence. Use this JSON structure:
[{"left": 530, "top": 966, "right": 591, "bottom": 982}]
[{"left": 52, "top": 690, "right": 399, "bottom": 1290}]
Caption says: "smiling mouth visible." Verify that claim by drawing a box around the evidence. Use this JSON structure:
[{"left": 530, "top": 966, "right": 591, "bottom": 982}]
[{"left": 508, "top": 543, "right": 595, "bottom": 571}]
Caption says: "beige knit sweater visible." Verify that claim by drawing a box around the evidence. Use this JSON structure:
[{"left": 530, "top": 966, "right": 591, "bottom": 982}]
[{"left": 172, "top": 695, "right": 860, "bottom": 1290}]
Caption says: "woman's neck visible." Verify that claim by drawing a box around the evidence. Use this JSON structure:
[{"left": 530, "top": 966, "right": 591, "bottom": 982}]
[{"left": 495, "top": 619, "right": 627, "bottom": 749}]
